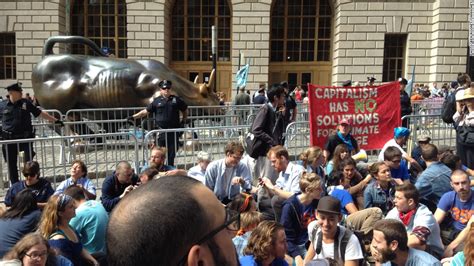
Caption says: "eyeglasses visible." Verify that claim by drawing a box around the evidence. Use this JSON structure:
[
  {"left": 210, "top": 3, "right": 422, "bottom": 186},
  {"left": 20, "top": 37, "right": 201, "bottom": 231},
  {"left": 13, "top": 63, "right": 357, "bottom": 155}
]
[
  {"left": 177, "top": 206, "right": 240, "bottom": 265},
  {"left": 24, "top": 251, "right": 47, "bottom": 260},
  {"left": 160, "top": 87, "right": 171, "bottom": 90}
]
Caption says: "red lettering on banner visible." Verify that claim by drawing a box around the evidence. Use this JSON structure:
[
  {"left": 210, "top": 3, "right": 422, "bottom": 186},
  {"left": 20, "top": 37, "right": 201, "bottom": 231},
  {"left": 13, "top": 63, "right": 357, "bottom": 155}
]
[{"left": 308, "top": 82, "right": 401, "bottom": 150}]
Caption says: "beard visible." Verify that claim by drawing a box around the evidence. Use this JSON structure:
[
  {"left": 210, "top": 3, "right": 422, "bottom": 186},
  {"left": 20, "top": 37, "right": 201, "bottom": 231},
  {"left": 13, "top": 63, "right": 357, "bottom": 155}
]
[{"left": 376, "top": 247, "right": 397, "bottom": 263}]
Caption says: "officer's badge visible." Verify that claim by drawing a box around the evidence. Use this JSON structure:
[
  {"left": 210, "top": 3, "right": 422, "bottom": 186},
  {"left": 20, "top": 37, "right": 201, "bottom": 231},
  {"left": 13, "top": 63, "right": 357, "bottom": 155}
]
[
  {"left": 172, "top": 98, "right": 177, "bottom": 104},
  {"left": 22, "top": 102, "right": 27, "bottom": 110}
]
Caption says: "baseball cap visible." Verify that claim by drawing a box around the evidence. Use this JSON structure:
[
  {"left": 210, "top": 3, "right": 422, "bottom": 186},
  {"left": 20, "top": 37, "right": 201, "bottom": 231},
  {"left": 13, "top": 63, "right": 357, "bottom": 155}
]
[
  {"left": 197, "top": 151, "right": 211, "bottom": 161},
  {"left": 417, "top": 134, "right": 431, "bottom": 142},
  {"left": 342, "top": 80, "right": 352, "bottom": 87},
  {"left": 159, "top": 80, "right": 172, "bottom": 89},
  {"left": 317, "top": 196, "right": 341, "bottom": 215},
  {"left": 5, "top": 82, "right": 22, "bottom": 92},
  {"left": 339, "top": 118, "right": 351, "bottom": 125}
]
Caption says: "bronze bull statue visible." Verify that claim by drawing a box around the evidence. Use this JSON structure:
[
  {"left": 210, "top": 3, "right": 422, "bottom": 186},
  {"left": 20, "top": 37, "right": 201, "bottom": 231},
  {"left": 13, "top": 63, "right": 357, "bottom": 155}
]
[{"left": 32, "top": 36, "right": 220, "bottom": 114}]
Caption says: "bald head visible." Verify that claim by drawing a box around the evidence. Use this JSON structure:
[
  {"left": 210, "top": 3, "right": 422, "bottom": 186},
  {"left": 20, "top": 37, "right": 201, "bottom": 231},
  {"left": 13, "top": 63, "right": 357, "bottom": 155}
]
[{"left": 107, "top": 176, "right": 210, "bottom": 265}]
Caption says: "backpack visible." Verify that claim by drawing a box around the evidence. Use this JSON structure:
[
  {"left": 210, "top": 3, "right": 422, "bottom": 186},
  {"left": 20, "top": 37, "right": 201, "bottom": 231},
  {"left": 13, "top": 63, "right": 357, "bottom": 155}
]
[
  {"left": 310, "top": 222, "right": 367, "bottom": 266},
  {"left": 441, "top": 90, "right": 459, "bottom": 124}
]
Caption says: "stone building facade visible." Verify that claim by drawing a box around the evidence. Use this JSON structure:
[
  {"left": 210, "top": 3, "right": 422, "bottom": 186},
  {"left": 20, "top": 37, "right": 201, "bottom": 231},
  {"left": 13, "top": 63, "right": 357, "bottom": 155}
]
[{"left": 0, "top": 0, "right": 469, "bottom": 99}]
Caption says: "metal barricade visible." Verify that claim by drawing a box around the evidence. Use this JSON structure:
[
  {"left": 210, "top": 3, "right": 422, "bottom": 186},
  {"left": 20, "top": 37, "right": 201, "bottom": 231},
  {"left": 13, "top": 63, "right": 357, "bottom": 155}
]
[
  {"left": 142, "top": 125, "right": 251, "bottom": 170},
  {"left": 65, "top": 107, "right": 142, "bottom": 135},
  {"left": 0, "top": 132, "right": 141, "bottom": 193},
  {"left": 402, "top": 114, "right": 456, "bottom": 153},
  {"left": 284, "top": 121, "right": 311, "bottom": 160}
]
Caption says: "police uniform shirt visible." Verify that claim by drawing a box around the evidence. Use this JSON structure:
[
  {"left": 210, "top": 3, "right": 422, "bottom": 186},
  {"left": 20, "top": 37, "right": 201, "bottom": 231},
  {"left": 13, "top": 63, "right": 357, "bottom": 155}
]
[
  {"left": 146, "top": 95, "right": 187, "bottom": 129},
  {"left": 2, "top": 98, "right": 41, "bottom": 135}
]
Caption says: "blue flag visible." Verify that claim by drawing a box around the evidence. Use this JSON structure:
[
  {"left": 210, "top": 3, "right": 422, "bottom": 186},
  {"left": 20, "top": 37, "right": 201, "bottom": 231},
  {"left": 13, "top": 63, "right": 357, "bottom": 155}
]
[
  {"left": 236, "top": 64, "right": 249, "bottom": 89},
  {"left": 406, "top": 65, "right": 415, "bottom": 96}
]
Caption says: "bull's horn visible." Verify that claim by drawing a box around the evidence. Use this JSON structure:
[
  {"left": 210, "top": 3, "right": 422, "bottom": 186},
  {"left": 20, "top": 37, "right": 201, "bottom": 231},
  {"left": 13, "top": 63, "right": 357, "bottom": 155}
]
[
  {"left": 206, "top": 69, "right": 216, "bottom": 91},
  {"left": 193, "top": 74, "right": 199, "bottom": 84}
]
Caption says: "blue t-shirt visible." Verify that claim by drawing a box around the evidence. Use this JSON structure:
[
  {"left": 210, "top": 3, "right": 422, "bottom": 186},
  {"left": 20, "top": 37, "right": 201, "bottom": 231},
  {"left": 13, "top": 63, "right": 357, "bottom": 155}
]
[
  {"left": 0, "top": 209, "right": 41, "bottom": 257},
  {"left": 69, "top": 200, "right": 109, "bottom": 253},
  {"left": 437, "top": 190, "right": 474, "bottom": 231},
  {"left": 239, "top": 255, "right": 288, "bottom": 266},
  {"left": 329, "top": 188, "right": 353, "bottom": 216},
  {"left": 390, "top": 159, "right": 410, "bottom": 181},
  {"left": 4, "top": 179, "right": 54, "bottom": 206},
  {"left": 381, "top": 248, "right": 440, "bottom": 266}
]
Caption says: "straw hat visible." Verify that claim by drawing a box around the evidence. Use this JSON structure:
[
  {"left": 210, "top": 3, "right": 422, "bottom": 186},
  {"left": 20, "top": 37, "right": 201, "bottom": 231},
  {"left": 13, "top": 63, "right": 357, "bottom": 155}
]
[{"left": 463, "top": 87, "right": 474, "bottom": 100}]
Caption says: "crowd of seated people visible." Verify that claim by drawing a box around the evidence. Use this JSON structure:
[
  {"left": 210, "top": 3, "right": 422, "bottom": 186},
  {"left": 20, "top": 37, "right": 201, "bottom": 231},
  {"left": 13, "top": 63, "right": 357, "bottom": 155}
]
[{"left": 0, "top": 131, "right": 473, "bottom": 266}]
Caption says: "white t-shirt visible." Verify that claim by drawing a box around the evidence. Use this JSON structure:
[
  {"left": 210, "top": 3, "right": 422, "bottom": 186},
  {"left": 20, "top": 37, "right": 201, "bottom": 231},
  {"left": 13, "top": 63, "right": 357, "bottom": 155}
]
[
  {"left": 307, "top": 221, "right": 364, "bottom": 265},
  {"left": 378, "top": 138, "right": 407, "bottom": 161}
]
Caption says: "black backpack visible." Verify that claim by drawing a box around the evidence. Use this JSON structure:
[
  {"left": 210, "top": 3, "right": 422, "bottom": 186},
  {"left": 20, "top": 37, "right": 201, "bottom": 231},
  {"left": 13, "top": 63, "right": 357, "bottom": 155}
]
[
  {"left": 310, "top": 222, "right": 368, "bottom": 266},
  {"left": 441, "top": 89, "right": 460, "bottom": 124}
]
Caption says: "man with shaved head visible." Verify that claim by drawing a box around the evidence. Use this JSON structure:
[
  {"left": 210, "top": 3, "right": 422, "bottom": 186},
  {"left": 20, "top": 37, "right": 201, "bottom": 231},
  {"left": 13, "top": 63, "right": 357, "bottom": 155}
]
[{"left": 107, "top": 175, "right": 240, "bottom": 266}]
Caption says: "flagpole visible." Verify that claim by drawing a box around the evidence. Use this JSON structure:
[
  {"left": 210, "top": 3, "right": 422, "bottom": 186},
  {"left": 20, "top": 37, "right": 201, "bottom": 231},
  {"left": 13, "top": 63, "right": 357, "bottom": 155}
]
[{"left": 212, "top": 25, "right": 217, "bottom": 93}]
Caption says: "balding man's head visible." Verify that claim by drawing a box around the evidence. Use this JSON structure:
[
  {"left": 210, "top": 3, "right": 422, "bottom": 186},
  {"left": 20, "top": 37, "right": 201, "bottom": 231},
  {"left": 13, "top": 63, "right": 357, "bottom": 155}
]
[{"left": 107, "top": 176, "right": 239, "bottom": 266}]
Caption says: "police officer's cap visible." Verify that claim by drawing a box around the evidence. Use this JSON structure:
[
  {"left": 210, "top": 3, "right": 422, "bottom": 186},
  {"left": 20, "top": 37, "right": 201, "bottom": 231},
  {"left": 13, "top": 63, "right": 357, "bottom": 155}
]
[
  {"left": 342, "top": 80, "right": 352, "bottom": 87},
  {"left": 398, "top": 78, "right": 408, "bottom": 85},
  {"left": 5, "top": 82, "right": 22, "bottom": 92},
  {"left": 159, "top": 80, "right": 172, "bottom": 89}
]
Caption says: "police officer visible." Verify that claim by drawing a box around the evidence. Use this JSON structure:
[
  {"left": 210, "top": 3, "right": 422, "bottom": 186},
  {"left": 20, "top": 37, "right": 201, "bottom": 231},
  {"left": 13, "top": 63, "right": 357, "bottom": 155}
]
[
  {"left": 129, "top": 80, "right": 188, "bottom": 166},
  {"left": 1, "top": 82, "right": 64, "bottom": 184}
]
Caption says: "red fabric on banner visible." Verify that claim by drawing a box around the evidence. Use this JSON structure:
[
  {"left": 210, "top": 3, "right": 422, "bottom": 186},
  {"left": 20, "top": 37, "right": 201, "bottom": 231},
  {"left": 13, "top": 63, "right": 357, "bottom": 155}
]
[{"left": 308, "top": 82, "right": 401, "bottom": 150}]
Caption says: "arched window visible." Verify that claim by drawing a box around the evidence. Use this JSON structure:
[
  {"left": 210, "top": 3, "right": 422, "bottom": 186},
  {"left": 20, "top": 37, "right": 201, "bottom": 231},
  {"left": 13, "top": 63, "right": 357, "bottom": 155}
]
[
  {"left": 270, "top": 0, "right": 331, "bottom": 62},
  {"left": 70, "top": 0, "right": 127, "bottom": 58},
  {"left": 172, "top": 0, "right": 231, "bottom": 62}
]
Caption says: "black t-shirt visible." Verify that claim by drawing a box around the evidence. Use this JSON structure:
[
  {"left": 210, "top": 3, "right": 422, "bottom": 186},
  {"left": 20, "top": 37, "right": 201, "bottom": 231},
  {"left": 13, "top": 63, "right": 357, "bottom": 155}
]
[
  {"left": 324, "top": 133, "right": 359, "bottom": 161},
  {"left": 1, "top": 99, "right": 41, "bottom": 134},
  {"left": 146, "top": 95, "right": 187, "bottom": 129}
]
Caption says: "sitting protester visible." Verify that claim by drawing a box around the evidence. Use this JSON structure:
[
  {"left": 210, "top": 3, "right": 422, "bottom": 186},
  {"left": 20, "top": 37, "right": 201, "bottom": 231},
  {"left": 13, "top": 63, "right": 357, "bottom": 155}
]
[
  {"left": 4, "top": 161, "right": 54, "bottom": 209},
  {"left": 54, "top": 160, "right": 96, "bottom": 200},
  {"left": 39, "top": 194, "right": 99, "bottom": 266},
  {"left": 233, "top": 211, "right": 261, "bottom": 258},
  {"left": 304, "top": 196, "right": 364, "bottom": 266},
  {"left": 280, "top": 172, "right": 323, "bottom": 265},
  {"left": 383, "top": 146, "right": 410, "bottom": 184},
  {"left": 385, "top": 183, "right": 444, "bottom": 259},
  {"left": 205, "top": 141, "right": 253, "bottom": 204},
  {"left": 0, "top": 189, "right": 41, "bottom": 257},
  {"left": 325, "top": 144, "right": 349, "bottom": 177},
  {"left": 415, "top": 144, "right": 452, "bottom": 207},
  {"left": 434, "top": 170, "right": 474, "bottom": 257},
  {"left": 371, "top": 219, "right": 441, "bottom": 266},
  {"left": 298, "top": 146, "right": 326, "bottom": 183},
  {"left": 240, "top": 220, "right": 289, "bottom": 266},
  {"left": 228, "top": 193, "right": 258, "bottom": 213},
  {"left": 2, "top": 233, "right": 73, "bottom": 266},
  {"left": 139, "top": 168, "right": 159, "bottom": 185},
  {"left": 331, "top": 158, "right": 370, "bottom": 209},
  {"left": 364, "top": 162, "right": 396, "bottom": 216},
  {"left": 187, "top": 151, "right": 211, "bottom": 183}
]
